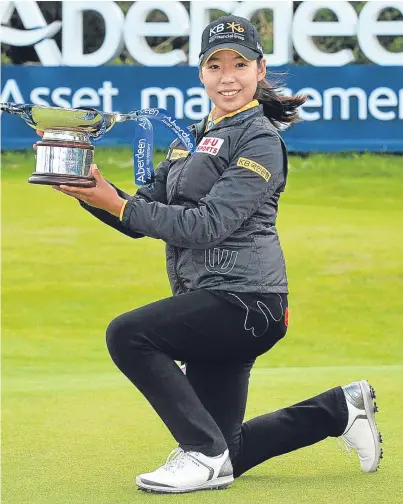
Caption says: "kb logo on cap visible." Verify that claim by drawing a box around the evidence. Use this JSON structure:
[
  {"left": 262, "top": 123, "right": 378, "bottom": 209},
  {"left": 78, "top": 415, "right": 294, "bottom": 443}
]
[{"left": 209, "top": 22, "right": 245, "bottom": 37}]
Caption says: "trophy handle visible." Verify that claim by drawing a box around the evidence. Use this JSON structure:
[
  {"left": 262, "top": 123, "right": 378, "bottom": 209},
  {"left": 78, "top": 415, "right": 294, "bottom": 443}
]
[
  {"left": 0, "top": 102, "right": 36, "bottom": 126},
  {"left": 114, "top": 112, "right": 140, "bottom": 123},
  {"left": 0, "top": 102, "right": 28, "bottom": 115}
]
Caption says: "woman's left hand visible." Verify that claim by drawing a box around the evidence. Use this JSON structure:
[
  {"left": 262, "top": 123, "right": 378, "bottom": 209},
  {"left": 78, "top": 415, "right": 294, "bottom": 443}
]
[{"left": 53, "top": 164, "right": 126, "bottom": 217}]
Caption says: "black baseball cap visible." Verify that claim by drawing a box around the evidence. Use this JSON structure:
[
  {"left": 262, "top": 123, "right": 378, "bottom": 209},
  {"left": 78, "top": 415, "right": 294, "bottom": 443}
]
[{"left": 199, "top": 15, "right": 264, "bottom": 67}]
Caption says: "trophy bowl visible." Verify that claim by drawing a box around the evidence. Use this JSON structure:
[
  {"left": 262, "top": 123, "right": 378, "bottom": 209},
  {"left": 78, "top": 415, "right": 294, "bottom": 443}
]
[{"left": 1, "top": 103, "right": 120, "bottom": 187}]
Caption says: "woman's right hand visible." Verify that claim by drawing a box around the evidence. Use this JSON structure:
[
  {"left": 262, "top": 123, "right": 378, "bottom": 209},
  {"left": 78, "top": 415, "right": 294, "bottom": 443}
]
[{"left": 33, "top": 130, "right": 44, "bottom": 150}]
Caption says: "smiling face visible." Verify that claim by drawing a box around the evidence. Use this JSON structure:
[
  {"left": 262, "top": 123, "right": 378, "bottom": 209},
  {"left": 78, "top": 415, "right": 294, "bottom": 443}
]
[{"left": 200, "top": 50, "right": 266, "bottom": 119}]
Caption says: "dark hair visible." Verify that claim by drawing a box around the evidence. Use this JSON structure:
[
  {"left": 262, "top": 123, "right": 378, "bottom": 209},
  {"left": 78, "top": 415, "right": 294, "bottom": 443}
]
[{"left": 254, "top": 57, "right": 307, "bottom": 129}]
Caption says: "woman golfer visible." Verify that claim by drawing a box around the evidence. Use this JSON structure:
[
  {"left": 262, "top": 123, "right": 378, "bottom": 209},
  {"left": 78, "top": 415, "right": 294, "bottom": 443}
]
[{"left": 48, "top": 16, "right": 382, "bottom": 494}]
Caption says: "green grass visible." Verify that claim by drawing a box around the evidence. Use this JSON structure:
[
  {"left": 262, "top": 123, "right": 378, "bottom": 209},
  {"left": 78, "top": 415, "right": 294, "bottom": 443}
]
[{"left": 2, "top": 149, "right": 403, "bottom": 503}]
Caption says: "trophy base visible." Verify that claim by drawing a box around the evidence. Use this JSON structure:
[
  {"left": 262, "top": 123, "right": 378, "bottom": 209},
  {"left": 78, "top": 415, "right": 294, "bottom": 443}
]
[{"left": 28, "top": 173, "right": 96, "bottom": 187}]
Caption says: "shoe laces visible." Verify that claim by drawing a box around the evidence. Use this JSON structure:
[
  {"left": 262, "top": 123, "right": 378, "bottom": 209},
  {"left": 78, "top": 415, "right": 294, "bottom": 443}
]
[
  {"left": 163, "top": 447, "right": 187, "bottom": 473},
  {"left": 337, "top": 436, "right": 353, "bottom": 457}
]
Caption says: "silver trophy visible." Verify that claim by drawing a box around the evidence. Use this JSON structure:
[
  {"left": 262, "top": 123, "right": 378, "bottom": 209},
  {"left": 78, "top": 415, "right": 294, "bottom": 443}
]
[{"left": 1, "top": 103, "right": 136, "bottom": 187}]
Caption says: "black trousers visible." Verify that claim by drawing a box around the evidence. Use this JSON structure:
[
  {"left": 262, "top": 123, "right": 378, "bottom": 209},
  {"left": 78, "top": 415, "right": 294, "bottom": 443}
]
[{"left": 106, "top": 290, "right": 348, "bottom": 477}]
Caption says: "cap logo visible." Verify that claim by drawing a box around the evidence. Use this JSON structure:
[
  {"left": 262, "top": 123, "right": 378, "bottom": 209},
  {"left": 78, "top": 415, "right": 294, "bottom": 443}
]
[
  {"left": 209, "top": 23, "right": 224, "bottom": 36},
  {"left": 202, "top": 18, "right": 263, "bottom": 60},
  {"left": 227, "top": 22, "right": 245, "bottom": 33},
  {"left": 209, "top": 21, "right": 245, "bottom": 37}
]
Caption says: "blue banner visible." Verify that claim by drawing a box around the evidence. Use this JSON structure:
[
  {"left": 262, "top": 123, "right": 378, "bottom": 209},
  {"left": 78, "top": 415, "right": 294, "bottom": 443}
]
[{"left": 1, "top": 65, "right": 402, "bottom": 152}]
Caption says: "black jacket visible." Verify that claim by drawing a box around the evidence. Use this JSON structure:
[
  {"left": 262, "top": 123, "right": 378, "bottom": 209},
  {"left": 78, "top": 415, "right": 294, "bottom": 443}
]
[{"left": 81, "top": 105, "right": 289, "bottom": 295}]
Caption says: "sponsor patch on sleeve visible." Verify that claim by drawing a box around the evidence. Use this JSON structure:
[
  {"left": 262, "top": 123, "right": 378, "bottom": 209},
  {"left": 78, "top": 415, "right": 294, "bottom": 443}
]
[
  {"left": 169, "top": 149, "right": 189, "bottom": 160},
  {"left": 196, "top": 137, "right": 224, "bottom": 156},
  {"left": 236, "top": 157, "right": 271, "bottom": 182}
]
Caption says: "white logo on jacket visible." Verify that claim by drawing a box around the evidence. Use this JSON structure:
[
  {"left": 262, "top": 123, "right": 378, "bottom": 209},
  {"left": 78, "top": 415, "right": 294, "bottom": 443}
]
[
  {"left": 196, "top": 137, "right": 224, "bottom": 156},
  {"left": 204, "top": 248, "right": 238, "bottom": 274}
]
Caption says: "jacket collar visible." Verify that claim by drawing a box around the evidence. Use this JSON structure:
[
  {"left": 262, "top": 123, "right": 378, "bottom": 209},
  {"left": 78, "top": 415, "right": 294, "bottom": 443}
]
[
  {"left": 206, "top": 99, "right": 260, "bottom": 131},
  {"left": 191, "top": 103, "right": 264, "bottom": 141}
]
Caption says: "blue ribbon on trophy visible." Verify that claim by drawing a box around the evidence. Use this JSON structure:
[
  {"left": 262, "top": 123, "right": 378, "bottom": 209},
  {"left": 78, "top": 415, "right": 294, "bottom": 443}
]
[{"left": 131, "top": 108, "right": 195, "bottom": 187}]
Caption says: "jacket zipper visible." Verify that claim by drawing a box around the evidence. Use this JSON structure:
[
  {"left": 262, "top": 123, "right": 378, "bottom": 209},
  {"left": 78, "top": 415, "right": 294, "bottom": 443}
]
[
  {"left": 171, "top": 154, "right": 191, "bottom": 205},
  {"left": 173, "top": 247, "right": 189, "bottom": 293},
  {"left": 171, "top": 153, "right": 192, "bottom": 293},
  {"left": 171, "top": 126, "right": 202, "bottom": 293}
]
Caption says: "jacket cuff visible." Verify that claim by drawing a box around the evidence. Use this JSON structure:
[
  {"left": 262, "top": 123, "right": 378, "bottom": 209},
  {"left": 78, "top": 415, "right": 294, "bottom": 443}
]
[
  {"left": 79, "top": 199, "right": 91, "bottom": 210},
  {"left": 119, "top": 199, "right": 128, "bottom": 221},
  {"left": 121, "top": 198, "right": 134, "bottom": 226}
]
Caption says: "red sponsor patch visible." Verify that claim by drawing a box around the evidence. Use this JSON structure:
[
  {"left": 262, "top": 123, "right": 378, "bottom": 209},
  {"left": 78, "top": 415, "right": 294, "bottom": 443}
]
[
  {"left": 285, "top": 307, "right": 289, "bottom": 327},
  {"left": 196, "top": 137, "right": 224, "bottom": 156}
]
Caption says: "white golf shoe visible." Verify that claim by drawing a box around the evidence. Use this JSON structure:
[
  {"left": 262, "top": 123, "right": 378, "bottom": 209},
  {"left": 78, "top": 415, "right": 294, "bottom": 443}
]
[
  {"left": 136, "top": 447, "right": 234, "bottom": 493},
  {"left": 340, "top": 380, "right": 383, "bottom": 472}
]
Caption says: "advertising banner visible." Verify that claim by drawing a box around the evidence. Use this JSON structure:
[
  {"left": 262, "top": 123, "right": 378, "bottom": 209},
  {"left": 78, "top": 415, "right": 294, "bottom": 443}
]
[{"left": 1, "top": 65, "right": 402, "bottom": 152}]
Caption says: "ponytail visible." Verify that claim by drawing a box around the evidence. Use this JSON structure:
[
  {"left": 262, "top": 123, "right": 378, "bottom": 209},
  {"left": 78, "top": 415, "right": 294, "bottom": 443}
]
[{"left": 254, "top": 57, "right": 307, "bottom": 129}]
